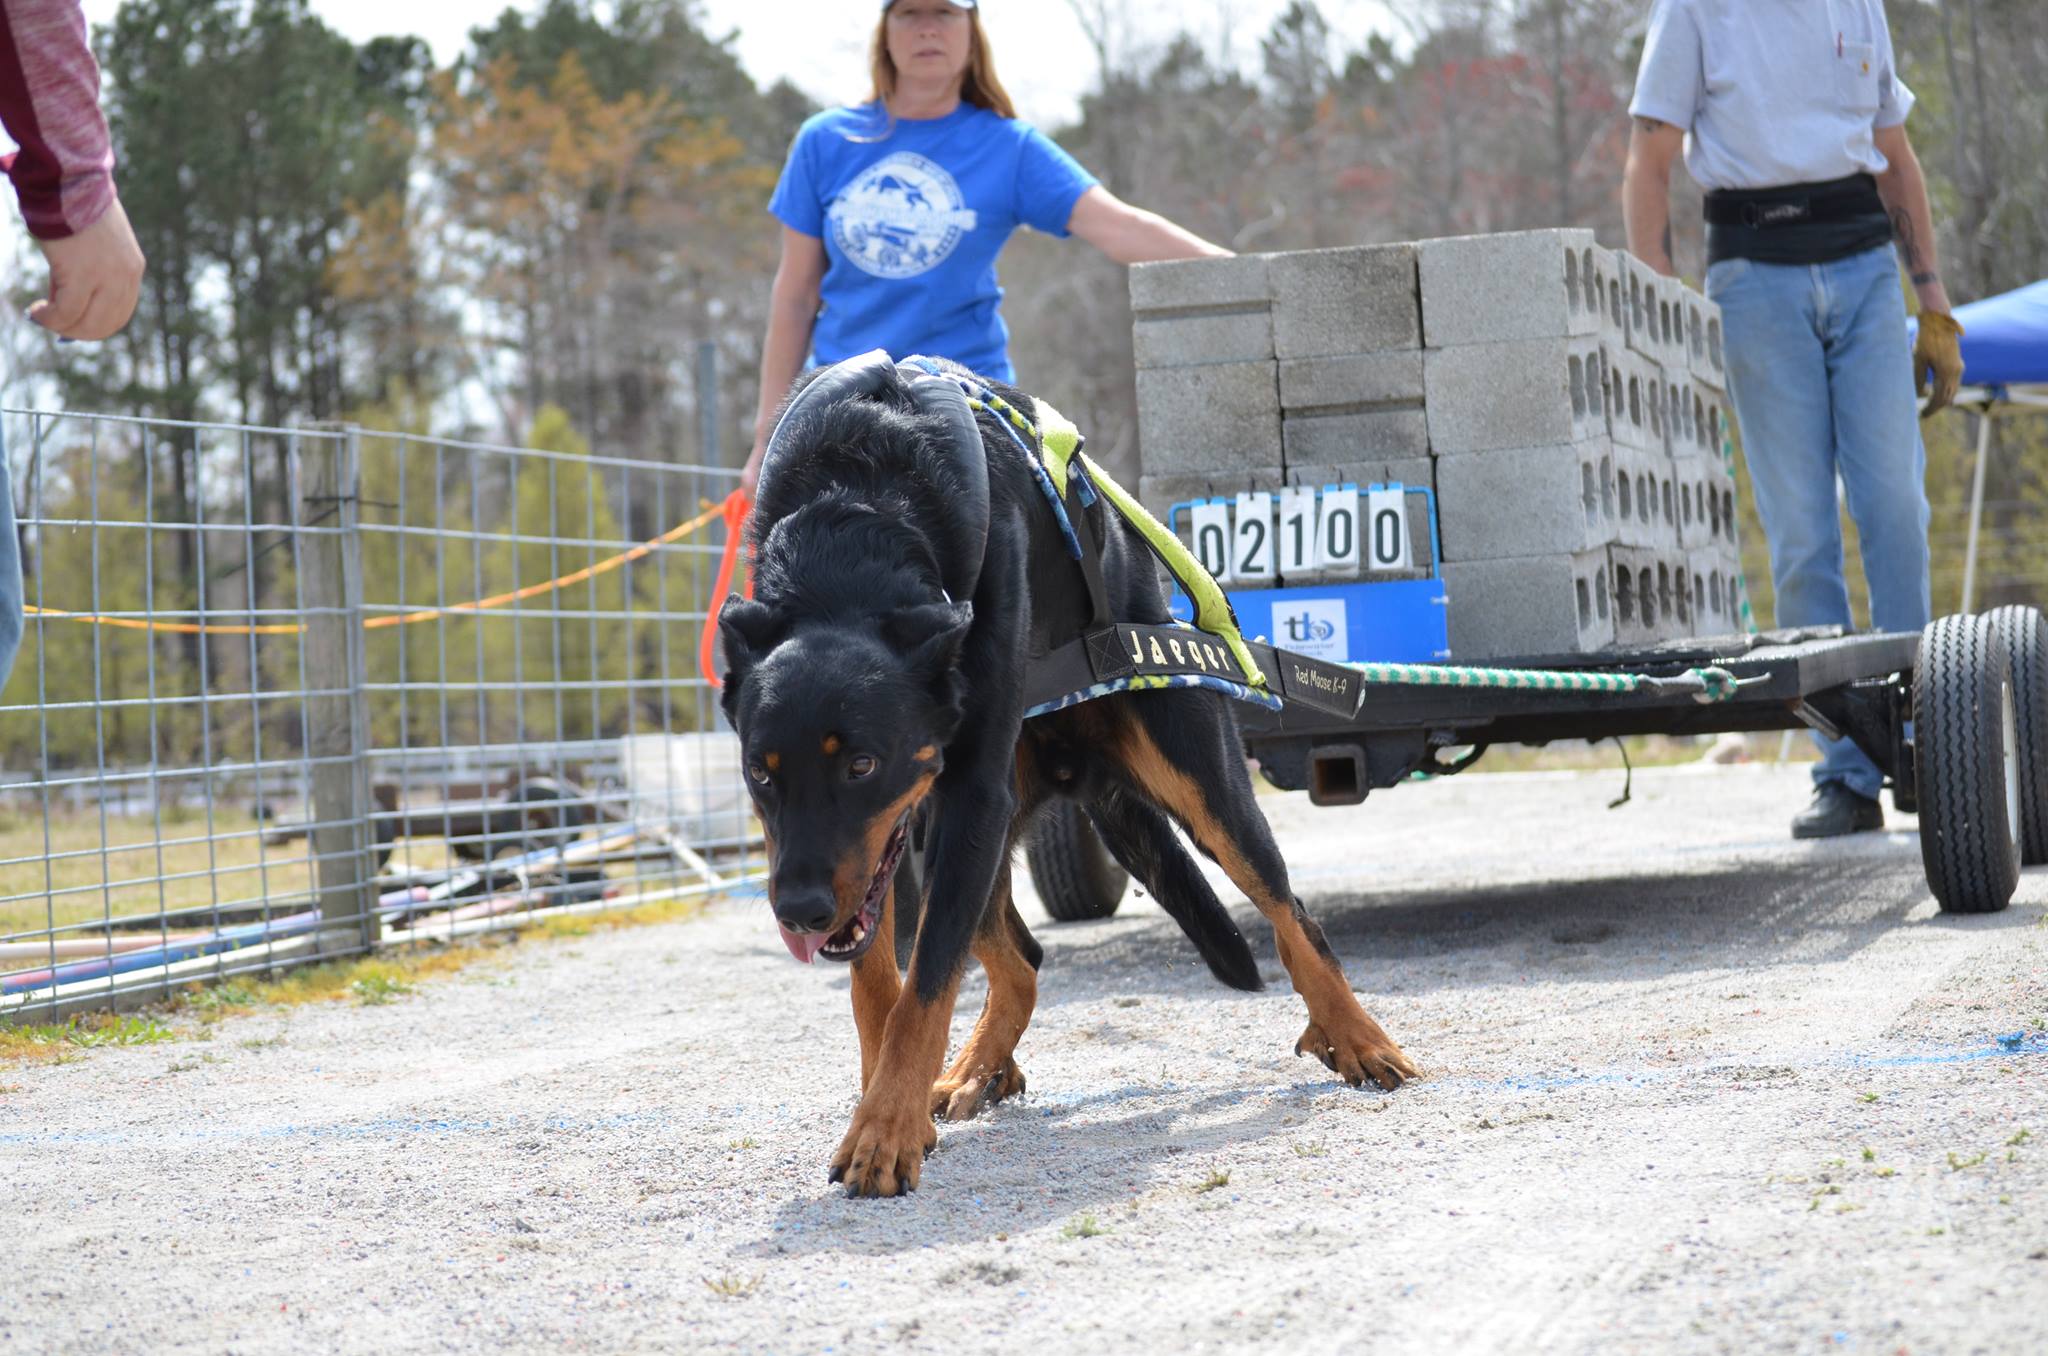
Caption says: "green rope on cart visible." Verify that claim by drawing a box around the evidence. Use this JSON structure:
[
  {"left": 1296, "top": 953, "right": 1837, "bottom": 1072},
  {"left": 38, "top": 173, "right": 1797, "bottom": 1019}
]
[{"left": 1352, "top": 659, "right": 1747, "bottom": 704}]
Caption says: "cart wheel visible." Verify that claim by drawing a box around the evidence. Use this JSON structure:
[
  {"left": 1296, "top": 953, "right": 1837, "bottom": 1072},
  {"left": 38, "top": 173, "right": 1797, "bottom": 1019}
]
[
  {"left": 1914, "top": 614, "right": 2022, "bottom": 913},
  {"left": 1985, "top": 605, "right": 2048, "bottom": 866},
  {"left": 1027, "top": 800, "right": 1128, "bottom": 923}
]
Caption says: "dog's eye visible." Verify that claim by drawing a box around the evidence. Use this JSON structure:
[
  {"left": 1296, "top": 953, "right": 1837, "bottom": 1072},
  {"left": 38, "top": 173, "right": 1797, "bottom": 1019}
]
[
  {"left": 847, "top": 754, "right": 878, "bottom": 780},
  {"left": 747, "top": 764, "right": 771, "bottom": 786}
]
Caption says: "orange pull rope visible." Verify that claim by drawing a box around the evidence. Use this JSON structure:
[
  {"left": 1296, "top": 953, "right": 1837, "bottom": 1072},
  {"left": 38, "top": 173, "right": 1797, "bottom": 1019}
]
[{"left": 698, "top": 489, "right": 754, "bottom": 689}]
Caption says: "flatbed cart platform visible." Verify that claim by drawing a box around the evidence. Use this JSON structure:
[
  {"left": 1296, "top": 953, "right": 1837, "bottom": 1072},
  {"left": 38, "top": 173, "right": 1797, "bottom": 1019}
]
[
  {"left": 1019, "top": 610, "right": 2047, "bottom": 927},
  {"left": 1240, "top": 628, "right": 1919, "bottom": 802}
]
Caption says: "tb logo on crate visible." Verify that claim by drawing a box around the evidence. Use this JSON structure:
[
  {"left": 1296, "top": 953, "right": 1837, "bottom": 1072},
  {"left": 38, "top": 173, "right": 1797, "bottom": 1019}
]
[
  {"left": 1185, "top": 484, "right": 1415, "bottom": 583},
  {"left": 1275, "top": 597, "right": 1348, "bottom": 661}
]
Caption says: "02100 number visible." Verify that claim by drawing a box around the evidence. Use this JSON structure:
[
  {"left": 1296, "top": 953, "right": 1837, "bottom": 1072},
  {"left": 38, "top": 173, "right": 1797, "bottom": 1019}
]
[{"left": 1188, "top": 486, "right": 1411, "bottom": 584}]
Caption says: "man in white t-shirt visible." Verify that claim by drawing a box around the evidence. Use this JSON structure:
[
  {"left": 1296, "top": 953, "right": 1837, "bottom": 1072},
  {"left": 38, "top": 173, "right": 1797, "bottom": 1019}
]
[{"left": 1624, "top": 0, "right": 1963, "bottom": 840}]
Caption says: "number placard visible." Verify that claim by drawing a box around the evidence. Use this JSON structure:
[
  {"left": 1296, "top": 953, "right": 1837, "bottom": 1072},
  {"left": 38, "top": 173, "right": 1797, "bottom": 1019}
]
[
  {"left": 1276, "top": 487, "right": 1316, "bottom": 577},
  {"left": 1313, "top": 485, "right": 1362, "bottom": 575},
  {"left": 1187, "top": 500, "right": 1234, "bottom": 583},
  {"left": 1365, "top": 488, "right": 1412, "bottom": 571},
  {"left": 1232, "top": 492, "right": 1275, "bottom": 581}
]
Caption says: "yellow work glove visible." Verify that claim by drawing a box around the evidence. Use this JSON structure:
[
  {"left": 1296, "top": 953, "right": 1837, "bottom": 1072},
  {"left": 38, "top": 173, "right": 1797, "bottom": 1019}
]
[{"left": 1913, "top": 310, "right": 1965, "bottom": 417}]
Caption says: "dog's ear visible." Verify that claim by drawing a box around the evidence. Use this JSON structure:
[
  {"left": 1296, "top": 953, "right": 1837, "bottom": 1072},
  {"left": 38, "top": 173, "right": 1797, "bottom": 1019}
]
[
  {"left": 718, "top": 596, "right": 785, "bottom": 677},
  {"left": 885, "top": 601, "right": 973, "bottom": 742},
  {"left": 883, "top": 601, "right": 974, "bottom": 680}
]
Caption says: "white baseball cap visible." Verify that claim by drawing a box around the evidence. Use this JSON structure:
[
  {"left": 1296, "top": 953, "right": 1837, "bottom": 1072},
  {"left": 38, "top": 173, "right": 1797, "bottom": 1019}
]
[{"left": 881, "top": 1, "right": 976, "bottom": 9}]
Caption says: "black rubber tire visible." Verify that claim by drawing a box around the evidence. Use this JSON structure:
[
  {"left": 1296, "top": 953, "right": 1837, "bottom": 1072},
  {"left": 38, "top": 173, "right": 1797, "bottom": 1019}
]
[
  {"left": 1026, "top": 799, "right": 1128, "bottom": 923},
  {"left": 1914, "top": 614, "right": 2022, "bottom": 914},
  {"left": 1985, "top": 605, "right": 2048, "bottom": 866}
]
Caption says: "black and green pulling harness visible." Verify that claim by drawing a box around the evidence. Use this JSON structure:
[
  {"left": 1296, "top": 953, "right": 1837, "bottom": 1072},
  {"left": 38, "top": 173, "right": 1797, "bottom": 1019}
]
[{"left": 771, "top": 352, "right": 1757, "bottom": 725}]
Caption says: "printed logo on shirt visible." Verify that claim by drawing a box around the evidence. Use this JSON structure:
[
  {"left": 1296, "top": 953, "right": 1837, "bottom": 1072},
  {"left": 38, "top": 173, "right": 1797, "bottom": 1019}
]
[{"left": 827, "top": 152, "right": 979, "bottom": 279}]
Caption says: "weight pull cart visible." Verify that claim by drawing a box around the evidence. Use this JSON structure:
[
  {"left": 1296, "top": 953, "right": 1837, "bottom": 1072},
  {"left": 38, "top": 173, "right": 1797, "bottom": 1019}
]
[{"left": 1010, "top": 482, "right": 2047, "bottom": 926}]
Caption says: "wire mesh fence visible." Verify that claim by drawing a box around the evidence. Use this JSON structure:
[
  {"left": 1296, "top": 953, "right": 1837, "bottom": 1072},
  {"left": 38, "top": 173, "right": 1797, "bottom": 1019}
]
[{"left": 0, "top": 406, "right": 759, "bottom": 1022}]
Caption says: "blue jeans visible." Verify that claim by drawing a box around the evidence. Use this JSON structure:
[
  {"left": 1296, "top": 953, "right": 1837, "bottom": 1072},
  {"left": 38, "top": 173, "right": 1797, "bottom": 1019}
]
[{"left": 1707, "top": 244, "right": 1931, "bottom": 800}]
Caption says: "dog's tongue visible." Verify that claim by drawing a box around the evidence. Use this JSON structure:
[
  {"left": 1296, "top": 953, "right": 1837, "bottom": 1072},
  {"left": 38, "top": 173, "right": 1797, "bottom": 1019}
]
[{"left": 778, "top": 922, "right": 830, "bottom": 964}]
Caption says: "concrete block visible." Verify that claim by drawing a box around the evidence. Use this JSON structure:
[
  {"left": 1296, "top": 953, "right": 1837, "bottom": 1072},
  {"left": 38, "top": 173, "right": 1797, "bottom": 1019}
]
[
  {"left": 1615, "top": 250, "right": 1682, "bottom": 364},
  {"left": 1283, "top": 459, "right": 1434, "bottom": 494},
  {"left": 1269, "top": 245, "right": 1420, "bottom": 359},
  {"left": 1608, "top": 546, "right": 1691, "bottom": 646},
  {"left": 1612, "top": 447, "right": 1680, "bottom": 550},
  {"left": 1680, "top": 287, "right": 1728, "bottom": 392},
  {"left": 1424, "top": 335, "right": 1606, "bottom": 455},
  {"left": 1605, "top": 350, "right": 1658, "bottom": 452},
  {"left": 1418, "top": 228, "right": 1605, "bottom": 347},
  {"left": 1138, "top": 467, "right": 1286, "bottom": 531},
  {"left": 1670, "top": 451, "right": 1714, "bottom": 550},
  {"left": 1283, "top": 408, "right": 1430, "bottom": 465},
  {"left": 1133, "top": 310, "right": 1273, "bottom": 369},
  {"left": 1697, "top": 387, "right": 1734, "bottom": 459},
  {"left": 1130, "top": 253, "right": 1271, "bottom": 313},
  {"left": 1444, "top": 549, "right": 1616, "bottom": 660},
  {"left": 1135, "top": 362, "right": 1282, "bottom": 477},
  {"left": 1131, "top": 254, "right": 1276, "bottom": 369},
  {"left": 1687, "top": 548, "right": 1745, "bottom": 638},
  {"left": 1278, "top": 351, "right": 1424, "bottom": 410},
  {"left": 1656, "top": 275, "right": 1690, "bottom": 364},
  {"left": 1436, "top": 439, "right": 1619, "bottom": 563}
]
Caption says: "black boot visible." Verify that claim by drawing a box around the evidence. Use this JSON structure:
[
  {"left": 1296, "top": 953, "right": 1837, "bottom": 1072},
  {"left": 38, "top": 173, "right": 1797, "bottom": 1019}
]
[{"left": 1792, "top": 782, "right": 1885, "bottom": 840}]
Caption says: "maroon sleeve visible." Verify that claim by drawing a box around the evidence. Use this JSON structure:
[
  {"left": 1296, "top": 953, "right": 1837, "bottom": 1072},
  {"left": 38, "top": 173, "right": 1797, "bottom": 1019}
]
[{"left": 0, "top": 0, "right": 115, "bottom": 241}]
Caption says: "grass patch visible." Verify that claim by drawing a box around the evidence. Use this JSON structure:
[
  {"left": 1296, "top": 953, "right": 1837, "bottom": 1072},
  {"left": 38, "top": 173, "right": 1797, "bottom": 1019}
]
[
  {"left": 517, "top": 892, "right": 706, "bottom": 941},
  {"left": 1061, "top": 1214, "right": 1108, "bottom": 1239},
  {"left": 1194, "top": 1170, "right": 1231, "bottom": 1194},
  {"left": 251, "top": 950, "right": 482, "bottom": 1008},
  {"left": 0, "top": 1011, "right": 178, "bottom": 1061}
]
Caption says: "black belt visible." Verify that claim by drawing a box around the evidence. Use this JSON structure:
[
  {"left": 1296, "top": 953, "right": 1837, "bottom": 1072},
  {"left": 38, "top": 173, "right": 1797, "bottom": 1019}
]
[
  {"left": 1703, "top": 173, "right": 1884, "bottom": 228},
  {"left": 1703, "top": 174, "right": 1891, "bottom": 266}
]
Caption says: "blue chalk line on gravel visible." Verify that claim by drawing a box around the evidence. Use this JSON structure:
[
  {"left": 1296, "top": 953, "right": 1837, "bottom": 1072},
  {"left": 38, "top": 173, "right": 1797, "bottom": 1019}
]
[{"left": 2, "top": 1036, "right": 2039, "bottom": 1147}]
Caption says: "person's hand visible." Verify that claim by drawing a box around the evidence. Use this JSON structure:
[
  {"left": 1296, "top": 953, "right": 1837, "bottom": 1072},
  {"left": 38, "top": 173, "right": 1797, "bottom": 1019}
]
[
  {"left": 29, "top": 196, "right": 145, "bottom": 341},
  {"left": 1912, "top": 310, "right": 1965, "bottom": 417},
  {"left": 740, "top": 432, "right": 768, "bottom": 496}
]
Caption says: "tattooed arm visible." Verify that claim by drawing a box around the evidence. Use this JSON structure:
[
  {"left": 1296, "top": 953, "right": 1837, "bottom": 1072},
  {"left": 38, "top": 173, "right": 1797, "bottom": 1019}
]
[
  {"left": 1623, "top": 117, "right": 1685, "bottom": 276},
  {"left": 1873, "top": 123, "right": 1953, "bottom": 315}
]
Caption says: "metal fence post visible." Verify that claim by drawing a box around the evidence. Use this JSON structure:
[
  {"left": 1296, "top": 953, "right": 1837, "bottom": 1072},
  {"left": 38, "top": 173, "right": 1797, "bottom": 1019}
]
[
  {"left": 697, "top": 340, "right": 721, "bottom": 466},
  {"left": 301, "top": 428, "right": 376, "bottom": 955}
]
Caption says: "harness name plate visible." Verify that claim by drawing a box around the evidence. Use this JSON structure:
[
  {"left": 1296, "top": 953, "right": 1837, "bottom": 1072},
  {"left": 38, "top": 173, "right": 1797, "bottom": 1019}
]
[{"left": 1088, "top": 623, "right": 1248, "bottom": 685}]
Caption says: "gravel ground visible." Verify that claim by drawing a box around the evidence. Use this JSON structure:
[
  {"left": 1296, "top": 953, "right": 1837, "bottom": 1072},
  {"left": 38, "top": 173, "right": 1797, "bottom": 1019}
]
[{"left": 3, "top": 762, "right": 2045, "bottom": 1356}]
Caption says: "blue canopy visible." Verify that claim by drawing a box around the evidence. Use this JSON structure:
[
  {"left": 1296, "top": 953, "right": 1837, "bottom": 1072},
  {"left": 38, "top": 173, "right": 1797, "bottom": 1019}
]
[{"left": 1908, "top": 279, "right": 2048, "bottom": 393}]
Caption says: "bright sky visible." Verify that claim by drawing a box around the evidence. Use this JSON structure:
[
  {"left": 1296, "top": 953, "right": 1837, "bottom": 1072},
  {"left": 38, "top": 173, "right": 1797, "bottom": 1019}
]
[{"left": 68, "top": 0, "right": 1402, "bottom": 130}]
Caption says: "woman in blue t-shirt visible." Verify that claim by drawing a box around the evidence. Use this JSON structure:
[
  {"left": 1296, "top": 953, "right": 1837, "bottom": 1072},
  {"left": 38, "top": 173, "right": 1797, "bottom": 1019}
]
[{"left": 740, "top": 0, "right": 1227, "bottom": 490}]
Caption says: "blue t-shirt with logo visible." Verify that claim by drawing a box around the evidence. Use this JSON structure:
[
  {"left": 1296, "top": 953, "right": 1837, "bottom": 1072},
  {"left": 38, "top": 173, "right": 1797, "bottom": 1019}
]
[{"left": 768, "top": 101, "right": 1099, "bottom": 382}]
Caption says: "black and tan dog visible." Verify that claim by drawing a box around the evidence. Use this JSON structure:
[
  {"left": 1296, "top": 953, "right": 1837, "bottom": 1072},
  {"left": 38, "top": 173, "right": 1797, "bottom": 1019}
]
[{"left": 720, "top": 353, "right": 1415, "bottom": 1197}]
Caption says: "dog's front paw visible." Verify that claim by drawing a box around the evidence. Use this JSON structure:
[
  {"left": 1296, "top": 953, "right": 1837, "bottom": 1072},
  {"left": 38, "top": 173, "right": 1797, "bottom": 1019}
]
[
  {"left": 828, "top": 1096, "right": 939, "bottom": 1197},
  {"left": 930, "top": 1056, "right": 1026, "bottom": 1122},
  {"left": 1296, "top": 1015, "right": 1418, "bottom": 1091}
]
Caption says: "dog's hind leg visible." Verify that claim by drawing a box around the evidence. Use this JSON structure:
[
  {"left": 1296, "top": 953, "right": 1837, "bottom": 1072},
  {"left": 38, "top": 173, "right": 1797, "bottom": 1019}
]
[
  {"left": 1087, "top": 785, "right": 1262, "bottom": 992},
  {"left": 1107, "top": 694, "right": 1417, "bottom": 1091},
  {"left": 850, "top": 877, "right": 904, "bottom": 1094},
  {"left": 930, "top": 885, "right": 1040, "bottom": 1121}
]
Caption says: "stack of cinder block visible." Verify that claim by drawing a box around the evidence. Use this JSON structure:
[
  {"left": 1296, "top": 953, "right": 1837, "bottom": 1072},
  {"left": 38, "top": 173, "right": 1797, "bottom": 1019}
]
[
  {"left": 1129, "top": 229, "right": 1742, "bottom": 660},
  {"left": 1131, "top": 246, "right": 1436, "bottom": 583}
]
